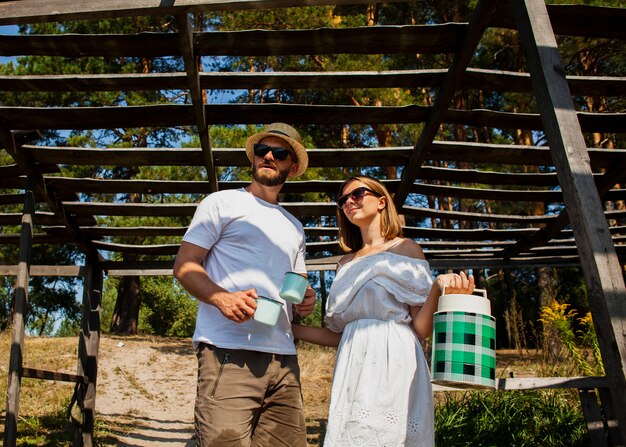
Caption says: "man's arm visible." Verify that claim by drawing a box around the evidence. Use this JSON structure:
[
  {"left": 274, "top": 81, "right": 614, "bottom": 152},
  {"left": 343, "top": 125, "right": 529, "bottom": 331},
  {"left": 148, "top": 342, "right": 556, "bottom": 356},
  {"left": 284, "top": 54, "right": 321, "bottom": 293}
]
[{"left": 173, "top": 241, "right": 257, "bottom": 323}]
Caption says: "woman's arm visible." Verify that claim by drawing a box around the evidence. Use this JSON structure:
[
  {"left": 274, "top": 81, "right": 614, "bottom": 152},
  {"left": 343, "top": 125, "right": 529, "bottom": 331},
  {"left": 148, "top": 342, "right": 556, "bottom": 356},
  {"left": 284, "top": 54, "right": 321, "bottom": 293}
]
[
  {"left": 410, "top": 271, "right": 475, "bottom": 340},
  {"left": 292, "top": 323, "right": 342, "bottom": 347}
]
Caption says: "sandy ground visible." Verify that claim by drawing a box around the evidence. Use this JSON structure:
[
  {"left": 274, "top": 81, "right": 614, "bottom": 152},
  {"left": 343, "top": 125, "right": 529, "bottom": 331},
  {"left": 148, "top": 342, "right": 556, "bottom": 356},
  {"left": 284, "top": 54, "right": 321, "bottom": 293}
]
[
  {"left": 95, "top": 336, "right": 197, "bottom": 446},
  {"left": 91, "top": 336, "right": 535, "bottom": 446}
]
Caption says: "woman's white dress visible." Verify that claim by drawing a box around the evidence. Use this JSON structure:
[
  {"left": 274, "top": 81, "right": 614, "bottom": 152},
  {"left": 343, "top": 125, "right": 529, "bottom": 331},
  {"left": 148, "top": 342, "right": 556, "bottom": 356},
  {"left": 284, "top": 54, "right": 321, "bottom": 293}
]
[{"left": 323, "top": 252, "right": 434, "bottom": 447}]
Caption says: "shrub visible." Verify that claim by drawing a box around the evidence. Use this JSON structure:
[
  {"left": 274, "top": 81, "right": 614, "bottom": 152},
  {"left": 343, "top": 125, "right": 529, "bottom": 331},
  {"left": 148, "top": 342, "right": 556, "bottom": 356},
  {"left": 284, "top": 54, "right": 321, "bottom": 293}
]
[{"left": 435, "top": 389, "right": 588, "bottom": 446}]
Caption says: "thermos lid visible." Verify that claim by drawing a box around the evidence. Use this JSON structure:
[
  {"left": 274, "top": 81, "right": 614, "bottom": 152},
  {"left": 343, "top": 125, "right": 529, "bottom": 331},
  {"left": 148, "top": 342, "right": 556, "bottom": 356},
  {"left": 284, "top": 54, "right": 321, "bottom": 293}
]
[{"left": 437, "top": 288, "right": 490, "bottom": 315}]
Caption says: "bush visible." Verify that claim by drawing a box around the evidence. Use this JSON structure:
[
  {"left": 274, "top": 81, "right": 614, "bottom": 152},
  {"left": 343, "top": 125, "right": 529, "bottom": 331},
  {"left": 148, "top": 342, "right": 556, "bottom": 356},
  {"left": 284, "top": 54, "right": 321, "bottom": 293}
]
[{"left": 435, "top": 389, "right": 588, "bottom": 446}]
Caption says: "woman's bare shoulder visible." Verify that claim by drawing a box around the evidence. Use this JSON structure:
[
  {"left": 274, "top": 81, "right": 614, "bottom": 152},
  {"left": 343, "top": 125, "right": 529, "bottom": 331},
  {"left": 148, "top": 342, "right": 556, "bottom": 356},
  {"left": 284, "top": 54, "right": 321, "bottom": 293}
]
[{"left": 388, "top": 237, "right": 426, "bottom": 260}]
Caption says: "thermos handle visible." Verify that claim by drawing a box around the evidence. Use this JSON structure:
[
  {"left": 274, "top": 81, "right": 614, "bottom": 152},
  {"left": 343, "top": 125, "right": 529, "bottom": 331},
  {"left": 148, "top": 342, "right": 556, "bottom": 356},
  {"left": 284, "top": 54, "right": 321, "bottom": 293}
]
[{"left": 441, "top": 286, "right": 487, "bottom": 299}]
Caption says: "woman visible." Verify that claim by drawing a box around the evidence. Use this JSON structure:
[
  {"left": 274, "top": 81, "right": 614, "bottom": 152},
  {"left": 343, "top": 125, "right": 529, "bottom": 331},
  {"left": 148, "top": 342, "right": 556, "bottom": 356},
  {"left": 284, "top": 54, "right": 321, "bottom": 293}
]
[{"left": 293, "top": 176, "right": 474, "bottom": 446}]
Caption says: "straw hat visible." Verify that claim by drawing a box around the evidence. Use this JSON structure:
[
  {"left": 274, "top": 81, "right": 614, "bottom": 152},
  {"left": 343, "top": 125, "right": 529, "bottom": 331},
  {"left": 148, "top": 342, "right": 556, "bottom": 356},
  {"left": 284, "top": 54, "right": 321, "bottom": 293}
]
[{"left": 245, "top": 123, "right": 308, "bottom": 177}]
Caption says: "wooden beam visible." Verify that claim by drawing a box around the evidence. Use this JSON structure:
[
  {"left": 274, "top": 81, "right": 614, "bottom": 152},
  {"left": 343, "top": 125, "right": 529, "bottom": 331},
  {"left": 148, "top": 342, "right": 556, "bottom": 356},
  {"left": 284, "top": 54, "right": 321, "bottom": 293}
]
[
  {"left": 0, "top": 129, "right": 100, "bottom": 260},
  {"left": 76, "top": 261, "right": 102, "bottom": 446},
  {"left": 21, "top": 367, "right": 88, "bottom": 384},
  {"left": 25, "top": 143, "right": 626, "bottom": 170},
  {"left": 0, "top": 0, "right": 413, "bottom": 26},
  {"left": 91, "top": 240, "right": 179, "bottom": 255},
  {"left": 512, "top": 0, "right": 626, "bottom": 443},
  {"left": 491, "top": 3, "right": 626, "bottom": 40},
  {"left": 579, "top": 389, "right": 610, "bottom": 447},
  {"left": 401, "top": 205, "right": 557, "bottom": 225},
  {"left": 176, "top": 14, "right": 218, "bottom": 193},
  {"left": 500, "top": 156, "right": 626, "bottom": 260},
  {"left": 0, "top": 25, "right": 465, "bottom": 57},
  {"left": 432, "top": 376, "right": 609, "bottom": 392},
  {"left": 2, "top": 104, "right": 624, "bottom": 132},
  {"left": 411, "top": 183, "right": 563, "bottom": 203},
  {"left": 3, "top": 187, "right": 34, "bottom": 447},
  {"left": 0, "top": 265, "right": 83, "bottom": 277},
  {"left": 395, "top": 0, "right": 501, "bottom": 207},
  {"left": 2, "top": 70, "right": 624, "bottom": 97}
]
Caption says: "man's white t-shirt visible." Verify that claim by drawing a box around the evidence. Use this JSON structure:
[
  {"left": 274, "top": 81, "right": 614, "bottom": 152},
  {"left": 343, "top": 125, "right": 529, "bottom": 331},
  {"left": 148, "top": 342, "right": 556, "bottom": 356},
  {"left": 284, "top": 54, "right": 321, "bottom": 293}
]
[{"left": 182, "top": 188, "right": 307, "bottom": 355}]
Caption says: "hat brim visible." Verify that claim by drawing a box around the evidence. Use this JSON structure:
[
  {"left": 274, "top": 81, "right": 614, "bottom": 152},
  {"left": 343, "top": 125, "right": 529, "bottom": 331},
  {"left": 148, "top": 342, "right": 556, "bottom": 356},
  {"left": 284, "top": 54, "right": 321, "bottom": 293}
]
[{"left": 245, "top": 132, "right": 308, "bottom": 177}]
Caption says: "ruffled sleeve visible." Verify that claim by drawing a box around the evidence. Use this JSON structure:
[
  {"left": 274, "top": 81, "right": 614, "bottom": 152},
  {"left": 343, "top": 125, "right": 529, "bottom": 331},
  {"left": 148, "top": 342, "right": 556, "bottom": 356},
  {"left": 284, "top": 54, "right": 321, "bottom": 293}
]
[
  {"left": 369, "top": 256, "right": 433, "bottom": 305},
  {"left": 324, "top": 253, "right": 433, "bottom": 332}
]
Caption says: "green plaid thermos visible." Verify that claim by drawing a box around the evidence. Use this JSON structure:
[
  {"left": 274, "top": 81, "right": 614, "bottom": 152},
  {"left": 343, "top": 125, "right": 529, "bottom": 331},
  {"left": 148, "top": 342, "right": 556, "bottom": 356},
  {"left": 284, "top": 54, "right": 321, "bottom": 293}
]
[{"left": 431, "top": 288, "right": 496, "bottom": 389}]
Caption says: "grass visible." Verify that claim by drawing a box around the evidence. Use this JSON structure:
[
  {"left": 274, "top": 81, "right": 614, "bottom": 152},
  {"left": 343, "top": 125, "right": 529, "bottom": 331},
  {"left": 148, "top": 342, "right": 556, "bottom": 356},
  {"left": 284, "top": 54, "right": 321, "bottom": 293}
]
[
  {"left": 435, "top": 389, "right": 589, "bottom": 446},
  {"left": 0, "top": 332, "right": 119, "bottom": 446},
  {"left": 1, "top": 333, "right": 593, "bottom": 446}
]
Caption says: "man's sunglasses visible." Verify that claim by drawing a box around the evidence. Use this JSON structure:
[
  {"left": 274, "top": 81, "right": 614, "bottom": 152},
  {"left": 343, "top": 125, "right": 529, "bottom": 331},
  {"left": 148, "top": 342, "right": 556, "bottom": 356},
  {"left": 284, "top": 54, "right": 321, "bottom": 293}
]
[
  {"left": 253, "top": 143, "right": 292, "bottom": 161},
  {"left": 337, "top": 186, "right": 382, "bottom": 209}
]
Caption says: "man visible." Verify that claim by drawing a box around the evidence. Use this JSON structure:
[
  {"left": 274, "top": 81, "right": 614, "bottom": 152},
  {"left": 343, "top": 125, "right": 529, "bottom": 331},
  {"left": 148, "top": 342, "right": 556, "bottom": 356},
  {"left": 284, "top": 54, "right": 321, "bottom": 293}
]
[{"left": 173, "top": 123, "right": 316, "bottom": 447}]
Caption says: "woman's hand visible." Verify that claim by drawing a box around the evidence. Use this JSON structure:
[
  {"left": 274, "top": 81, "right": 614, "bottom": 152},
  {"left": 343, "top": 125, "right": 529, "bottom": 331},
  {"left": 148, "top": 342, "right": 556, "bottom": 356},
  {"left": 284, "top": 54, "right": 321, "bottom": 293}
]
[
  {"left": 294, "top": 285, "right": 317, "bottom": 317},
  {"left": 434, "top": 271, "right": 475, "bottom": 296}
]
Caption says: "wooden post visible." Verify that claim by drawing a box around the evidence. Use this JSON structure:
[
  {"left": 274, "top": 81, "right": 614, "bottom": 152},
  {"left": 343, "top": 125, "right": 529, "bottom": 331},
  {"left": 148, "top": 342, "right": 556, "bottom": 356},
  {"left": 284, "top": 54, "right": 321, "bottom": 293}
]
[
  {"left": 3, "top": 187, "right": 34, "bottom": 447},
  {"left": 511, "top": 0, "right": 626, "bottom": 444},
  {"left": 75, "top": 259, "right": 103, "bottom": 447}
]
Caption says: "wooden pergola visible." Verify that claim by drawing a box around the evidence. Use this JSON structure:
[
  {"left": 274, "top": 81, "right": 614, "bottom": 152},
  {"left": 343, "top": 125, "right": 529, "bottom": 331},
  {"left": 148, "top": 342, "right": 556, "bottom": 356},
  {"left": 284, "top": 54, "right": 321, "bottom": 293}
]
[{"left": 1, "top": 0, "right": 625, "bottom": 445}]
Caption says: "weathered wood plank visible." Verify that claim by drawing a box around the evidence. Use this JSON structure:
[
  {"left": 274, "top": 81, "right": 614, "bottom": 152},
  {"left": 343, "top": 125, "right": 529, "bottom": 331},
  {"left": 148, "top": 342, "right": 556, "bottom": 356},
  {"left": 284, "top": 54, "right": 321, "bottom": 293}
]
[
  {"left": 60, "top": 200, "right": 563, "bottom": 225},
  {"left": 411, "top": 183, "right": 562, "bottom": 203},
  {"left": 2, "top": 70, "right": 624, "bottom": 97},
  {"left": 26, "top": 143, "right": 626, "bottom": 170},
  {"left": 578, "top": 388, "right": 609, "bottom": 447},
  {"left": 22, "top": 367, "right": 88, "bottom": 384},
  {"left": 0, "top": 234, "right": 74, "bottom": 245},
  {"left": 0, "top": 105, "right": 195, "bottom": 130},
  {"left": 402, "top": 205, "right": 557, "bottom": 224},
  {"left": 3, "top": 104, "right": 623, "bottom": 133},
  {"left": 0, "top": 265, "right": 83, "bottom": 276},
  {"left": 395, "top": 0, "right": 499, "bottom": 207},
  {"left": 494, "top": 376, "right": 608, "bottom": 390},
  {"left": 512, "top": 0, "right": 626, "bottom": 443},
  {"left": 0, "top": 25, "right": 465, "bottom": 57},
  {"left": 0, "top": 212, "right": 61, "bottom": 226},
  {"left": 76, "top": 261, "right": 102, "bottom": 446},
  {"left": 0, "top": 0, "right": 410, "bottom": 26},
  {"left": 74, "top": 224, "right": 540, "bottom": 242},
  {"left": 91, "top": 240, "right": 179, "bottom": 255},
  {"left": 3, "top": 188, "right": 34, "bottom": 447},
  {"left": 80, "top": 226, "right": 187, "bottom": 237},
  {"left": 197, "top": 25, "right": 464, "bottom": 56},
  {"left": 491, "top": 3, "right": 626, "bottom": 40},
  {"left": 0, "top": 1, "right": 621, "bottom": 41},
  {"left": 95, "top": 253, "right": 592, "bottom": 274}
]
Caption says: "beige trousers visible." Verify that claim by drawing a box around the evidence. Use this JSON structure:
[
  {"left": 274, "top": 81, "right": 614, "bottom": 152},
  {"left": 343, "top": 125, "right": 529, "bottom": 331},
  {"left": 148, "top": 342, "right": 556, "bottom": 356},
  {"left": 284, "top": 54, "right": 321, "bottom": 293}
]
[{"left": 194, "top": 343, "right": 307, "bottom": 447}]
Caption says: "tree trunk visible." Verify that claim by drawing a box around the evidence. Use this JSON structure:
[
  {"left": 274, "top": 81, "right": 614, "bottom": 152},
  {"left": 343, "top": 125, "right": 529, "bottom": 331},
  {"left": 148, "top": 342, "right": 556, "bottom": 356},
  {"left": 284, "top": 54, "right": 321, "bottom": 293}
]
[{"left": 110, "top": 275, "right": 141, "bottom": 335}]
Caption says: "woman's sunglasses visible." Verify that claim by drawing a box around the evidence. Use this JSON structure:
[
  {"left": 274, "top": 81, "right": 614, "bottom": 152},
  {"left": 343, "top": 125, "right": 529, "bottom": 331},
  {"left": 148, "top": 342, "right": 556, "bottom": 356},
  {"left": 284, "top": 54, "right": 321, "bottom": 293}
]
[
  {"left": 253, "top": 143, "right": 292, "bottom": 161},
  {"left": 337, "top": 186, "right": 382, "bottom": 209}
]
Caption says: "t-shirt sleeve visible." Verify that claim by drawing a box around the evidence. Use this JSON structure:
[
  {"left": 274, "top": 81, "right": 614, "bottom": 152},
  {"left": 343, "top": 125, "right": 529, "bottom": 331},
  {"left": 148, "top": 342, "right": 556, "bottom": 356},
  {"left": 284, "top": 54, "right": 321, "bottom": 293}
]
[
  {"left": 182, "top": 195, "right": 222, "bottom": 250},
  {"left": 293, "top": 234, "right": 307, "bottom": 274}
]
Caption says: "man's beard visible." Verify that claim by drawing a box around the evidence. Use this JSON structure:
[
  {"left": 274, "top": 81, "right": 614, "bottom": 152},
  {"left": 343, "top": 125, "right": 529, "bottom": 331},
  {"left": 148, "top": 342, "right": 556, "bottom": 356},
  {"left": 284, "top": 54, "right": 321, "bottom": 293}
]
[{"left": 252, "top": 161, "right": 291, "bottom": 186}]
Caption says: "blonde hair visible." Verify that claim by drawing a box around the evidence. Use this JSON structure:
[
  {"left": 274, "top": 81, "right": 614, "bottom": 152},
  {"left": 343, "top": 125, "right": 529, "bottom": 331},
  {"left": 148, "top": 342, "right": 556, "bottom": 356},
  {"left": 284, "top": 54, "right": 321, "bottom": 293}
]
[{"left": 336, "top": 176, "right": 403, "bottom": 253}]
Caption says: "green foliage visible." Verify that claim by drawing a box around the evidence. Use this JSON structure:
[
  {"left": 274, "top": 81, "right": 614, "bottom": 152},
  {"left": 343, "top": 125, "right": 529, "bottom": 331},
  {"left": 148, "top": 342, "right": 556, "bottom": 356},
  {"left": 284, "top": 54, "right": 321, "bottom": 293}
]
[
  {"left": 299, "top": 299, "right": 324, "bottom": 329},
  {"left": 139, "top": 277, "right": 197, "bottom": 337},
  {"left": 435, "top": 390, "right": 589, "bottom": 446},
  {"left": 485, "top": 267, "right": 590, "bottom": 350},
  {"left": 0, "top": 276, "right": 15, "bottom": 331},
  {"left": 101, "top": 276, "right": 197, "bottom": 337},
  {"left": 539, "top": 300, "right": 604, "bottom": 376}
]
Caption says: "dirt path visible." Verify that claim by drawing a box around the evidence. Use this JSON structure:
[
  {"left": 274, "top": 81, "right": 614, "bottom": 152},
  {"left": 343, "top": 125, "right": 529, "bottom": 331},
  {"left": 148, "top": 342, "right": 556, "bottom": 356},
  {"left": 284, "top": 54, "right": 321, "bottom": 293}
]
[{"left": 95, "top": 336, "right": 197, "bottom": 446}]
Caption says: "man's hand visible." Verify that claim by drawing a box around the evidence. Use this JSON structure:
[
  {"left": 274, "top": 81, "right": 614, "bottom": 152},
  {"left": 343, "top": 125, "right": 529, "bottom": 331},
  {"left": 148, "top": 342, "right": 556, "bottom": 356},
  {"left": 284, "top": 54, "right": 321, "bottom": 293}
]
[
  {"left": 294, "top": 285, "right": 316, "bottom": 317},
  {"left": 211, "top": 288, "right": 258, "bottom": 323}
]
